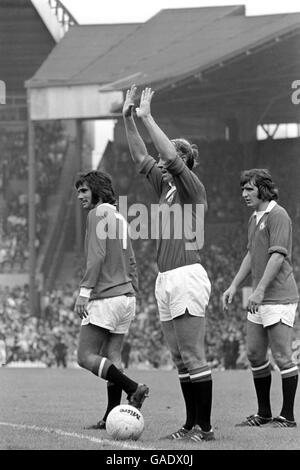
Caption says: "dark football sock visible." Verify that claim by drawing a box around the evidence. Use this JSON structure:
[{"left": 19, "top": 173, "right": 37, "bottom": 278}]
[
  {"left": 105, "top": 363, "right": 137, "bottom": 395},
  {"left": 92, "top": 357, "right": 137, "bottom": 395},
  {"left": 251, "top": 361, "right": 272, "bottom": 418},
  {"left": 102, "top": 381, "right": 123, "bottom": 421},
  {"left": 180, "top": 380, "right": 196, "bottom": 430},
  {"left": 192, "top": 379, "right": 212, "bottom": 432},
  {"left": 253, "top": 375, "right": 272, "bottom": 418},
  {"left": 280, "top": 374, "right": 298, "bottom": 421}
]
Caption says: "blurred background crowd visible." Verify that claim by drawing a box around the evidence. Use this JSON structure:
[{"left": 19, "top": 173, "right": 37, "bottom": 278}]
[
  {"left": 1, "top": 136, "right": 300, "bottom": 371},
  {"left": 0, "top": 124, "right": 67, "bottom": 273}
]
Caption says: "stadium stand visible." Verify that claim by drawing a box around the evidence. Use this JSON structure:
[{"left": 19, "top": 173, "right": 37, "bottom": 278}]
[{"left": 0, "top": 123, "right": 68, "bottom": 273}]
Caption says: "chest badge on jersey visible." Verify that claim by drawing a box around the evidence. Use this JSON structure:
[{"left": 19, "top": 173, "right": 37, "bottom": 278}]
[
  {"left": 165, "top": 186, "right": 176, "bottom": 204},
  {"left": 167, "top": 193, "right": 175, "bottom": 204},
  {"left": 259, "top": 221, "right": 266, "bottom": 230}
]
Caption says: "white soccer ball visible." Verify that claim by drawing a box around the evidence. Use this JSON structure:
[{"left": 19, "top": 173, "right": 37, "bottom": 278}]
[{"left": 106, "top": 404, "right": 144, "bottom": 441}]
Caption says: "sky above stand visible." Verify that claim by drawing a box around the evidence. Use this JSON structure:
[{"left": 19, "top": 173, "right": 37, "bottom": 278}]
[{"left": 62, "top": 0, "right": 300, "bottom": 24}]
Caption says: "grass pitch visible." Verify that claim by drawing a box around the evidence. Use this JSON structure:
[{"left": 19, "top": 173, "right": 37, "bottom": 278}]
[{"left": 0, "top": 367, "right": 299, "bottom": 451}]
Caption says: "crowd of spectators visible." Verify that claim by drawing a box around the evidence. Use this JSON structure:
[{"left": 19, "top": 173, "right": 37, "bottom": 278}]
[
  {"left": 0, "top": 282, "right": 78, "bottom": 366},
  {"left": 0, "top": 122, "right": 68, "bottom": 273}
]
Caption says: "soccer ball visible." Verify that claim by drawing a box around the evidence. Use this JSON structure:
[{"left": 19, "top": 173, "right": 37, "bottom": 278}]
[{"left": 106, "top": 404, "right": 144, "bottom": 440}]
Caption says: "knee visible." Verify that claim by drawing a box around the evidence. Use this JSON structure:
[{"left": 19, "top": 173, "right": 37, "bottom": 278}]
[
  {"left": 77, "top": 350, "right": 89, "bottom": 370},
  {"left": 180, "top": 348, "right": 193, "bottom": 367},
  {"left": 272, "top": 351, "right": 294, "bottom": 371},
  {"left": 169, "top": 348, "right": 184, "bottom": 369},
  {"left": 77, "top": 353, "right": 84, "bottom": 369},
  {"left": 180, "top": 346, "right": 205, "bottom": 370},
  {"left": 107, "top": 353, "right": 122, "bottom": 370},
  {"left": 247, "top": 349, "right": 266, "bottom": 367}
]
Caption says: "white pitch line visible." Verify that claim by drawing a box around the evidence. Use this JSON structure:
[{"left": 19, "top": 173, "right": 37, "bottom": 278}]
[{"left": 0, "top": 422, "right": 150, "bottom": 450}]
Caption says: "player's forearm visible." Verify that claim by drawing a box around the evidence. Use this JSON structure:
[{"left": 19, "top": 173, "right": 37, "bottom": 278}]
[
  {"left": 80, "top": 263, "right": 100, "bottom": 291},
  {"left": 124, "top": 116, "right": 148, "bottom": 164},
  {"left": 141, "top": 115, "right": 177, "bottom": 161},
  {"left": 230, "top": 252, "right": 251, "bottom": 289},
  {"left": 79, "top": 286, "right": 92, "bottom": 298},
  {"left": 255, "top": 252, "right": 285, "bottom": 293}
]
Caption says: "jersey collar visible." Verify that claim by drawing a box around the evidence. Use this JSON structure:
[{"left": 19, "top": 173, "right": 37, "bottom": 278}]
[
  {"left": 254, "top": 200, "right": 277, "bottom": 216},
  {"left": 166, "top": 183, "right": 176, "bottom": 201},
  {"left": 97, "top": 202, "right": 117, "bottom": 211},
  {"left": 254, "top": 200, "right": 277, "bottom": 220}
]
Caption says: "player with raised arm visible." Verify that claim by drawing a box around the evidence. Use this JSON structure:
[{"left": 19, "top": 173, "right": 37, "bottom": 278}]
[
  {"left": 74, "top": 171, "right": 149, "bottom": 430},
  {"left": 223, "top": 169, "right": 299, "bottom": 428},
  {"left": 122, "top": 85, "right": 214, "bottom": 442}
]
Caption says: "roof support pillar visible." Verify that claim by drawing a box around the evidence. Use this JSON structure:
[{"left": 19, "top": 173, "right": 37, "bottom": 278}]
[
  {"left": 27, "top": 89, "right": 37, "bottom": 316},
  {"left": 75, "top": 119, "right": 83, "bottom": 255}
]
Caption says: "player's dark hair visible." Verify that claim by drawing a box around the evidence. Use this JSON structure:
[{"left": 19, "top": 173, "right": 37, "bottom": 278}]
[
  {"left": 75, "top": 171, "right": 117, "bottom": 206},
  {"left": 171, "top": 138, "right": 198, "bottom": 169},
  {"left": 240, "top": 168, "right": 279, "bottom": 201}
]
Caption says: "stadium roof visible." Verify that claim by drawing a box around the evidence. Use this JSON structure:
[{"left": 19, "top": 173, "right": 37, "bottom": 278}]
[
  {"left": 26, "top": 5, "right": 300, "bottom": 121},
  {"left": 0, "top": 0, "right": 56, "bottom": 93},
  {"left": 27, "top": 22, "right": 140, "bottom": 84}
]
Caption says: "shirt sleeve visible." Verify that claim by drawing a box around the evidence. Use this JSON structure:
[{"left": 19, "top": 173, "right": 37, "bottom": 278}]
[
  {"left": 165, "top": 155, "right": 207, "bottom": 207},
  {"left": 247, "top": 215, "right": 255, "bottom": 251},
  {"left": 128, "top": 240, "right": 139, "bottom": 294},
  {"left": 80, "top": 210, "right": 106, "bottom": 290},
  {"left": 267, "top": 210, "right": 290, "bottom": 256},
  {"left": 139, "top": 155, "right": 163, "bottom": 198}
]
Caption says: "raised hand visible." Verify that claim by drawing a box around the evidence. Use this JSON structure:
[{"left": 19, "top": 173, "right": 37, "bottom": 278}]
[
  {"left": 136, "top": 87, "right": 155, "bottom": 119},
  {"left": 123, "top": 84, "right": 137, "bottom": 118}
]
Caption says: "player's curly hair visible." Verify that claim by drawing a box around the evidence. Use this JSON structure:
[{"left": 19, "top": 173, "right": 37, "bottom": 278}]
[
  {"left": 240, "top": 168, "right": 279, "bottom": 201},
  {"left": 75, "top": 171, "right": 117, "bottom": 206},
  {"left": 171, "top": 138, "right": 198, "bottom": 170}
]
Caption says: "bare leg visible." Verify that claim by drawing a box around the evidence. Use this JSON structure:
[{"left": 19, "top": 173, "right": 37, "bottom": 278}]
[{"left": 268, "top": 322, "right": 298, "bottom": 421}]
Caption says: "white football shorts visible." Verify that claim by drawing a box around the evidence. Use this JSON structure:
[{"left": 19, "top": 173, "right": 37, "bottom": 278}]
[
  {"left": 155, "top": 263, "right": 211, "bottom": 322},
  {"left": 81, "top": 295, "right": 136, "bottom": 334},
  {"left": 247, "top": 303, "right": 298, "bottom": 328}
]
